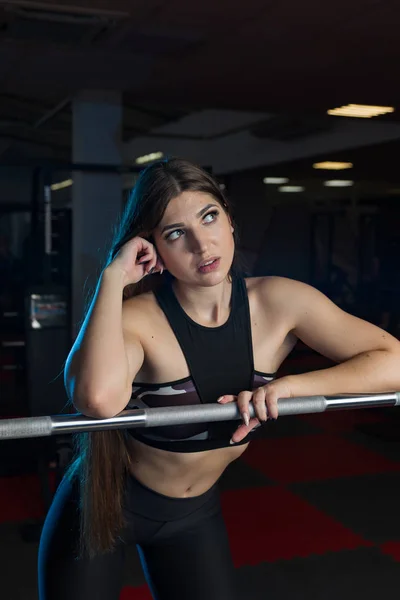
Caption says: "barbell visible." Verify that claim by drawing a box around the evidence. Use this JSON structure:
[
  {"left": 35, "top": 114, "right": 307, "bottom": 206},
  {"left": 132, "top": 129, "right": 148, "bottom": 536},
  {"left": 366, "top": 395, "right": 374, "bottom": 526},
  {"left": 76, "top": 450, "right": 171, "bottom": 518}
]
[{"left": 0, "top": 392, "right": 399, "bottom": 440}]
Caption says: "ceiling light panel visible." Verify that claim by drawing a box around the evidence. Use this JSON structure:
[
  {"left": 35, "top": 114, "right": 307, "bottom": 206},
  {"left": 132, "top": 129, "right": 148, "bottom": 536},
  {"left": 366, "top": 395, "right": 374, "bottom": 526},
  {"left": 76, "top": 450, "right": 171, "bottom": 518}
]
[
  {"left": 323, "top": 180, "right": 354, "bottom": 187},
  {"left": 278, "top": 185, "right": 305, "bottom": 193},
  {"left": 313, "top": 161, "right": 353, "bottom": 170},
  {"left": 327, "top": 104, "right": 394, "bottom": 118},
  {"left": 263, "top": 177, "right": 289, "bottom": 184}
]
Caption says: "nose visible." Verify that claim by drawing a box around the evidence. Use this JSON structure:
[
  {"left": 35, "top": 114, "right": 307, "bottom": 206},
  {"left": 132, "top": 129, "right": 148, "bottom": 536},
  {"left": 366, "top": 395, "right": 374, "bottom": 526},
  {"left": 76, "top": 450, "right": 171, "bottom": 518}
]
[{"left": 187, "top": 229, "right": 208, "bottom": 255}]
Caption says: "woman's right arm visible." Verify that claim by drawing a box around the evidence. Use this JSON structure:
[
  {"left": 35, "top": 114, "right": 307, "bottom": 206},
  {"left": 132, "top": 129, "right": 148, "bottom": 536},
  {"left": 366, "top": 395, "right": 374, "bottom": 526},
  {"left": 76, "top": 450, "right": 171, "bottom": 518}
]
[{"left": 64, "top": 237, "right": 162, "bottom": 418}]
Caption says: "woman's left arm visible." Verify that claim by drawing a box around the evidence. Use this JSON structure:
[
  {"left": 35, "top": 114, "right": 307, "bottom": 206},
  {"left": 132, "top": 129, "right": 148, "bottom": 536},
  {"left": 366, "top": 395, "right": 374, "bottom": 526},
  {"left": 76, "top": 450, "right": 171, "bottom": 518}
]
[
  {"left": 276, "top": 277, "right": 400, "bottom": 397},
  {"left": 220, "top": 277, "right": 400, "bottom": 443}
]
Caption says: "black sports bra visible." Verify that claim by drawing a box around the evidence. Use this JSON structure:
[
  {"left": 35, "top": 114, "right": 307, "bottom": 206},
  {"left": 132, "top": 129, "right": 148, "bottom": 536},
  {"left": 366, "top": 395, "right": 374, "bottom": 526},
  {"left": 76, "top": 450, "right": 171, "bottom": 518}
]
[{"left": 127, "top": 275, "right": 275, "bottom": 452}]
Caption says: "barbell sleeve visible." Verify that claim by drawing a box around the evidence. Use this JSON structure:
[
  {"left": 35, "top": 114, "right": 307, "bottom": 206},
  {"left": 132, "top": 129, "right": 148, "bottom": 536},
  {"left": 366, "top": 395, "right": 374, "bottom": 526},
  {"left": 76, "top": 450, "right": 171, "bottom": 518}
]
[{"left": 0, "top": 392, "right": 399, "bottom": 440}]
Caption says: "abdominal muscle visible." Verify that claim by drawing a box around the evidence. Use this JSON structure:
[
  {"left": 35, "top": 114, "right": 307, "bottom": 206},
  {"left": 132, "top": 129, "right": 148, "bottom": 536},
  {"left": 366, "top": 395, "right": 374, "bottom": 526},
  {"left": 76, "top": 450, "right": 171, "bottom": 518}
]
[{"left": 128, "top": 436, "right": 249, "bottom": 498}]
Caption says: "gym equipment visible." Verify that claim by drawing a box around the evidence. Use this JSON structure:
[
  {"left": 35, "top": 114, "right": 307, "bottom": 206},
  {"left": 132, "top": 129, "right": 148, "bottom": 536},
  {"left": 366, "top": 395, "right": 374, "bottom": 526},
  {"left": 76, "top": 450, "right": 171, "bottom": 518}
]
[{"left": 0, "top": 392, "right": 399, "bottom": 440}]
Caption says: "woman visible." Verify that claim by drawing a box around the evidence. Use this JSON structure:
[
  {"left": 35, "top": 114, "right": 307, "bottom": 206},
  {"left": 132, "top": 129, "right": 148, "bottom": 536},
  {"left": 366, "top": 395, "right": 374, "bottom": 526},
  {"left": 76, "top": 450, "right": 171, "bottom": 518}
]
[{"left": 38, "top": 158, "right": 400, "bottom": 599}]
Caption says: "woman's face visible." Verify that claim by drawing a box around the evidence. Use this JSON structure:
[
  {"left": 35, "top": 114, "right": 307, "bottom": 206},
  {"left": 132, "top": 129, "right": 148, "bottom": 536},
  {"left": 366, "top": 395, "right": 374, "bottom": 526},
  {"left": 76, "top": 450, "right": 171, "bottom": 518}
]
[{"left": 153, "top": 190, "right": 235, "bottom": 286}]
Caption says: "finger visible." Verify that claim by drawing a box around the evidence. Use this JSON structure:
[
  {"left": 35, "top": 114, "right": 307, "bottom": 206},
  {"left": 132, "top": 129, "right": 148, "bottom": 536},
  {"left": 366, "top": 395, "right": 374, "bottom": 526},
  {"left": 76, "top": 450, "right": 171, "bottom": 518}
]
[
  {"left": 265, "top": 393, "right": 279, "bottom": 420},
  {"left": 217, "top": 394, "right": 237, "bottom": 403},
  {"left": 145, "top": 254, "right": 158, "bottom": 274},
  {"left": 137, "top": 250, "right": 153, "bottom": 265},
  {"left": 237, "top": 390, "right": 253, "bottom": 427},
  {"left": 139, "top": 246, "right": 158, "bottom": 273},
  {"left": 230, "top": 417, "right": 259, "bottom": 444},
  {"left": 154, "top": 254, "right": 165, "bottom": 274},
  {"left": 137, "top": 237, "right": 155, "bottom": 253},
  {"left": 135, "top": 237, "right": 154, "bottom": 259},
  {"left": 140, "top": 258, "right": 156, "bottom": 277},
  {"left": 252, "top": 387, "right": 267, "bottom": 422}
]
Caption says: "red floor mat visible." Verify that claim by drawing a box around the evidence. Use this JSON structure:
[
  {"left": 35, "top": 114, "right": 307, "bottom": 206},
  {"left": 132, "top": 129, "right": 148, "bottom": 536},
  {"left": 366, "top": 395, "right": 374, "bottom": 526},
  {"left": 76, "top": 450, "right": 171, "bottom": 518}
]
[
  {"left": 241, "top": 434, "right": 400, "bottom": 484},
  {"left": 221, "top": 486, "right": 372, "bottom": 567},
  {"left": 0, "top": 474, "right": 45, "bottom": 523},
  {"left": 120, "top": 585, "right": 152, "bottom": 599},
  {"left": 380, "top": 542, "right": 400, "bottom": 562}
]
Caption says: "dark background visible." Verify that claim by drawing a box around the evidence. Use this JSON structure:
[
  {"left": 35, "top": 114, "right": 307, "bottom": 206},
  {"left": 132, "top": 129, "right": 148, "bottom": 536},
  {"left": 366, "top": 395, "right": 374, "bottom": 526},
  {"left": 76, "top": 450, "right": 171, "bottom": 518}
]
[{"left": 1, "top": 2, "right": 400, "bottom": 599}]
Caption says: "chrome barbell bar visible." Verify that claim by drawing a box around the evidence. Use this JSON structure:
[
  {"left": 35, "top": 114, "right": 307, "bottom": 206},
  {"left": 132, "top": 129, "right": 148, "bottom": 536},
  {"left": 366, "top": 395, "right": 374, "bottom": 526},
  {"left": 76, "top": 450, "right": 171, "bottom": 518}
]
[{"left": 0, "top": 392, "right": 399, "bottom": 440}]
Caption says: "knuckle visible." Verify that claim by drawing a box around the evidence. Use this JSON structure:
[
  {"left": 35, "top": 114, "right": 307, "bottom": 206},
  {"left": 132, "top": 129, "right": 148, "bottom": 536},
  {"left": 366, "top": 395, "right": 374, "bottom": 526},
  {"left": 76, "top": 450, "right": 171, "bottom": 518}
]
[
  {"left": 253, "top": 389, "right": 265, "bottom": 404},
  {"left": 267, "top": 397, "right": 278, "bottom": 411},
  {"left": 238, "top": 390, "right": 251, "bottom": 406}
]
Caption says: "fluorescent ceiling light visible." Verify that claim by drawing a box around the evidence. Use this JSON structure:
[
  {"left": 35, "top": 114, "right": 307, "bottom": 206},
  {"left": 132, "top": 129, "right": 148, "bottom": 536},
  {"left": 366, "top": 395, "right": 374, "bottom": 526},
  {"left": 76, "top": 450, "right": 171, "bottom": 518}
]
[
  {"left": 278, "top": 185, "right": 305, "bottom": 193},
  {"left": 135, "top": 152, "right": 164, "bottom": 165},
  {"left": 50, "top": 179, "right": 73, "bottom": 191},
  {"left": 324, "top": 180, "right": 354, "bottom": 187},
  {"left": 263, "top": 177, "right": 289, "bottom": 184},
  {"left": 327, "top": 104, "right": 394, "bottom": 118},
  {"left": 313, "top": 161, "right": 353, "bottom": 170}
]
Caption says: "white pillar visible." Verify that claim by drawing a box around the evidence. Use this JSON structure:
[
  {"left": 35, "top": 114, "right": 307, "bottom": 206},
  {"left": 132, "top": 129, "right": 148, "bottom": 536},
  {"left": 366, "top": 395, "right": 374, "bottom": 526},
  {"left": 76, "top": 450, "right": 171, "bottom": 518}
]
[{"left": 72, "top": 90, "right": 122, "bottom": 335}]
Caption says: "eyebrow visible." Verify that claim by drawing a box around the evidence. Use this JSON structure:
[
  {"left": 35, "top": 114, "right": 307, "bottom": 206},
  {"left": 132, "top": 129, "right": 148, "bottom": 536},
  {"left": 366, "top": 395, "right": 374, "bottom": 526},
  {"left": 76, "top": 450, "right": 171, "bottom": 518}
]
[{"left": 160, "top": 203, "right": 218, "bottom": 234}]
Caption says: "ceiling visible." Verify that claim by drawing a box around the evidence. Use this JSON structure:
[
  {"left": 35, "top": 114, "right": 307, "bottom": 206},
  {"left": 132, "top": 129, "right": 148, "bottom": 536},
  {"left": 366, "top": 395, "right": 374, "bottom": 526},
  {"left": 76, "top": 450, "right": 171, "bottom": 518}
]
[
  {"left": 0, "top": 0, "right": 400, "bottom": 167},
  {"left": 246, "top": 138, "right": 400, "bottom": 184}
]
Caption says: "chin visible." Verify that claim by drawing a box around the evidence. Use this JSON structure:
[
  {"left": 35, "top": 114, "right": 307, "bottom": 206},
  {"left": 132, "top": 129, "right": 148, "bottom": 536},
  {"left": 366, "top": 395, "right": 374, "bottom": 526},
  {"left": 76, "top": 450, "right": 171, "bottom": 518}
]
[{"left": 196, "top": 267, "right": 232, "bottom": 287}]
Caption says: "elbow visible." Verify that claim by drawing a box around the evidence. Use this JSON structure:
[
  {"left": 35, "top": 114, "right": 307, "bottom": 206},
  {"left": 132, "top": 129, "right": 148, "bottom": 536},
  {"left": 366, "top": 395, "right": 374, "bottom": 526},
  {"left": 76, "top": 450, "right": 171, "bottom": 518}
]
[
  {"left": 72, "top": 385, "right": 130, "bottom": 419},
  {"left": 72, "top": 399, "right": 116, "bottom": 419}
]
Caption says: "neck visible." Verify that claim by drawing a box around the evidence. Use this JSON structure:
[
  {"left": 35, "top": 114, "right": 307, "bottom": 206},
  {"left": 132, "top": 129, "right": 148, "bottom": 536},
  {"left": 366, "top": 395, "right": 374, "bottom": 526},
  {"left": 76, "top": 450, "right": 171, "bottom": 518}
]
[{"left": 173, "top": 276, "right": 233, "bottom": 327}]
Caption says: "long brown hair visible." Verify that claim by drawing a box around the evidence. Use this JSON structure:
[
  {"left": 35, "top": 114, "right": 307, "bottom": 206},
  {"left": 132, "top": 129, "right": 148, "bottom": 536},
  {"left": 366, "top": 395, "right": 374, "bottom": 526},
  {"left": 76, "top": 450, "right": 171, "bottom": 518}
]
[{"left": 70, "top": 158, "right": 239, "bottom": 558}]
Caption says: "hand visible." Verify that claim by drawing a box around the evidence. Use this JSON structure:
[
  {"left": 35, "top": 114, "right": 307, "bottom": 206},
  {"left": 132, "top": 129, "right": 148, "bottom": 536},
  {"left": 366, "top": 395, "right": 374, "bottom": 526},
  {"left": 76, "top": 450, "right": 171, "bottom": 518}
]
[
  {"left": 217, "top": 378, "right": 293, "bottom": 444},
  {"left": 109, "top": 237, "right": 165, "bottom": 286}
]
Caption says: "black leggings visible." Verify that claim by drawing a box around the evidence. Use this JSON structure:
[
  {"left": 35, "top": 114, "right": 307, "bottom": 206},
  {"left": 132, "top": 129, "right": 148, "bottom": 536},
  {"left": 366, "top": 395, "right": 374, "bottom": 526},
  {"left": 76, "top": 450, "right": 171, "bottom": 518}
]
[{"left": 38, "top": 471, "right": 239, "bottom": 599}]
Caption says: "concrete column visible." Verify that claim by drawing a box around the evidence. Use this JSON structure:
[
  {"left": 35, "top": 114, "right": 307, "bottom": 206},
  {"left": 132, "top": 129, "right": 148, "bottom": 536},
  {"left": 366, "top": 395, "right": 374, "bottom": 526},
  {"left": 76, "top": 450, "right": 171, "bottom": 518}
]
[{"left": 72, "top": 90, "right": 122, "bottom": 335}]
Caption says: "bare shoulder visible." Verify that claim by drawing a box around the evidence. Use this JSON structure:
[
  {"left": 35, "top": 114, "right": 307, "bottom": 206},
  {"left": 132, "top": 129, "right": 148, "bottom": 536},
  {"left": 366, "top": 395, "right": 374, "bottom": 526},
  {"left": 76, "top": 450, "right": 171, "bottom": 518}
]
[
  {"left": 245, "top": 275, "right": 311, "bottom": 304},
  {"left": 245, "top": 276, "right": 321, "bottom": 324},
  {"left": 121, "top": 290, "right": 160, "bottom": 336}
]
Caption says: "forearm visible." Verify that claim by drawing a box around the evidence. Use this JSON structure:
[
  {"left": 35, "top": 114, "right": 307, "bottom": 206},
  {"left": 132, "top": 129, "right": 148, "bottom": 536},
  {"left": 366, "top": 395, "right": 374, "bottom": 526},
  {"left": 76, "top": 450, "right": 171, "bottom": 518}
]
[
  {"left": 65, "top": 265, "right": 132, "bottom": 416},
  {"left": 284, "top": 349, "right": 400, "bottom": 398}
]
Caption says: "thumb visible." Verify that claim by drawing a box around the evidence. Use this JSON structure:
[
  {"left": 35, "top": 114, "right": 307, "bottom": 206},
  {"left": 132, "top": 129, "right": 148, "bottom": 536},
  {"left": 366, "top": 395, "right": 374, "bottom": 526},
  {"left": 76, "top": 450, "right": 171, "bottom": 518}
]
[{"left": 217, "top": 395, "right": 237, "bottom": 403}]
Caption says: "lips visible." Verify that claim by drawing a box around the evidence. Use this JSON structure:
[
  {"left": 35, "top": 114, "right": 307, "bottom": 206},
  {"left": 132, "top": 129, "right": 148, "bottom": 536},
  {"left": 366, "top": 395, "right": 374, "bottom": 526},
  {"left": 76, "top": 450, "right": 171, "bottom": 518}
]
[
  {"left": 198, "top": 257, "right": 219, "bottom": 268},
  {"left": 197, "top": 257, "right": 221, "bottom": 273}
]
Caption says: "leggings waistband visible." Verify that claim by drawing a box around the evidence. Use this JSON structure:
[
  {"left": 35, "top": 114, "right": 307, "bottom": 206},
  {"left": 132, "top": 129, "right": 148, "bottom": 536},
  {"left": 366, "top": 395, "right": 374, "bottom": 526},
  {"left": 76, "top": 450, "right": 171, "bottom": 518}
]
[{"left": 124, "top": 472, "right": 220, "bottom": 522}]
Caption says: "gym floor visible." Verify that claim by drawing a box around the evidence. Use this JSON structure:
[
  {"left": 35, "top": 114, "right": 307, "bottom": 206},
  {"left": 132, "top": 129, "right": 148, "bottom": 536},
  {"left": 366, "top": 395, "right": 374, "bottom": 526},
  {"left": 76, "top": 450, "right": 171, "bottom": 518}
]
[{"left": 1, "top": 402, "right": 400, "bottom": 600}]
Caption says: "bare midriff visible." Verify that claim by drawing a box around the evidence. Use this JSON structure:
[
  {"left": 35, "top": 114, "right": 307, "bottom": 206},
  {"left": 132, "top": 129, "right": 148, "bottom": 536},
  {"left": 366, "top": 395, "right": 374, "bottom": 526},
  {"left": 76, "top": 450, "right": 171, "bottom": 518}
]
[
  {"left": 128, "top": 437, "right": 250, "bottom": 498},
  {"left": 126, "top": 278, "right": 296, "bottom": 499}
]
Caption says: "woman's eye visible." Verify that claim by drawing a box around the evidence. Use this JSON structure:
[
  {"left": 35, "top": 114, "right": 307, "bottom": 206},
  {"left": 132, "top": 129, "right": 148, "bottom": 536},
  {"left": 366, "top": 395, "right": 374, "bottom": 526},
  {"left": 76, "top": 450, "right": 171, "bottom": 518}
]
[
  {"left": 203, "top": 210, "right": 219, "bottom": 223},
  {"left": 166, "top": 229, "right": 183, "bottom": 242},
  {"left": 165, "top": 211, "right": 219, "bottom": 241}
]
